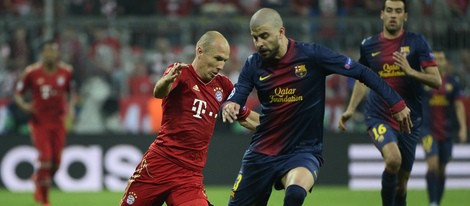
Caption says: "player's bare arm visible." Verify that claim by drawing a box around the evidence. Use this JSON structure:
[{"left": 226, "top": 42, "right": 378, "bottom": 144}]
[
  {"left": 14, "top": 72, "right": 33, "bottom": 114},
  {"left": 153, "top": 63, "right": 188, "bottom": 98},
  {"left": 338, "top": 81, "right": 369, "bottom": 131},
  {"left": 393, "top": 52, "right": 441, "bottom": 88},
  {"left": 14, "top": 93, "right": 33, "bottom": 114},
  {"left": 455, "top": 99, "right": 467, "bottom": 143},
  {"left": 238, "top": 111, "right": 260, "bottom": 131}
]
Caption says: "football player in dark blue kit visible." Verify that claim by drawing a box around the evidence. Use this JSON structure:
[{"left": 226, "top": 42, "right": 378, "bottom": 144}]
[
  {"left": 420, "top": 51, "right": 467, "bottom": 206},
  {"left": 221, "top": 8, "right": 413, "bottom": 206},
  {"left": 339, "top": 1, "right": 442, "bottom": 206}
]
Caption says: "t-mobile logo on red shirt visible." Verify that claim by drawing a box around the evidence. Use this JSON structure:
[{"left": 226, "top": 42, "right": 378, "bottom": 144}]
[{"left": 192, "top": 99, "right": 207, "bottom": 119}]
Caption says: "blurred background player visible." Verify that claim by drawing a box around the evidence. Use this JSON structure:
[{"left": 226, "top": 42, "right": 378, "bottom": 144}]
[
  {"left": 339, "top": 1, "right": 442, "bottom": 205},
  {"left": 120, "top": 31, "right": 259, "bottom": 206},
  {"left": 222, "top": 8, "right": 411, "bottom": 206},
  {"left": 420, "top": 51, "right": 467, "bottom": 206},
  {"left": 14, "top": 40, "right": 76, "bottom": 206}
]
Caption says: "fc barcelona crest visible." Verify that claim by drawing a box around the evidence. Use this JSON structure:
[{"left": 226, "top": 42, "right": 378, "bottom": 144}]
[
  {"left": 400, "top": 46, "right": 410, "bottom": 56},
  {"left": 294, "top": 64, "right": 307, "bottom": 78}
]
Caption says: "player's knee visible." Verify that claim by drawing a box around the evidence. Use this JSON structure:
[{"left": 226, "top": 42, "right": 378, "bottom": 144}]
[
  {"left": 284, "top": 185, "right": 307, "bottom": 206},
  {"left": 39, "top": 160, "right": 53, "bottom": 169},
  {"left": 384, "top": 157, "right": 401, "bottom": 172}
]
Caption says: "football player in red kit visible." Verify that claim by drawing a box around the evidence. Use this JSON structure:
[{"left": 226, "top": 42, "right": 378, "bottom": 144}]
[
  {"left": 15, "top": 40, "right": 76, "bottom": 206},
  {"left": 120, "top": 31, "right": 259, "bottom": 206}
]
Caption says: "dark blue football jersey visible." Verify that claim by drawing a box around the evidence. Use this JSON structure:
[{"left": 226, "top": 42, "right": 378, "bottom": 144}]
[
  {"left": 227, "top": 39, "right": 405, "bottom": 156},
  {"left": 359, "top": 31, "right": 437, "bottom": 131}
]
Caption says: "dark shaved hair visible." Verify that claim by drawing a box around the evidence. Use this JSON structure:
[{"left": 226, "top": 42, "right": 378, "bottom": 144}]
[
  {"left": 249, "top": 8, "right": 283, "bottom": 30},
  {"left": 382, "top": 0, "right": 408, "bottom": 13}
]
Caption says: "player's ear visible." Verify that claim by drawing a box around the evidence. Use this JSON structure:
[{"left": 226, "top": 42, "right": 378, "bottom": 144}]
[{"left": 196, "top": 46, "right": 203, "bottom": 58}]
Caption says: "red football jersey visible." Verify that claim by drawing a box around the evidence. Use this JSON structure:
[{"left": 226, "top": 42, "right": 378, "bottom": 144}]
[
  {"left": 16, "top": 62, "right": 73, "bottom": 127},
  {"left": 150, "top": 64, "right": 249, "bottom": 172}
]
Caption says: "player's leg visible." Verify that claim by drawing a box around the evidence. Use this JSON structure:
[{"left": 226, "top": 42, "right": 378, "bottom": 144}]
[
  {"left": 167, "top": 184, "right": 210, "bottom": 206},
  {"left": 278, "top": 153, "right": 319, "bottom": 206},
  {"left": 421, "top": 134, "right": 439, "bottom": 206},
  {"left": 228, "top": 151, "right": 277, "bottom": 206},
  {"left": 369, "top": 123, "right": 400, "bottom": 206},
  {"left": 51, "top": 126, "right": 67, "bottom": 176},
  {"left": 436, "top": 139, "right": 453, "bottom": 204},
  {"left": 281, "top": 167, "right": 312, "bottom": 206},
  {"left": 394, "top": 129, "right": 419, "bottom": 206},
  {"left": 30, "top": 125, "right": 53, "bottom": 205},
  {"left": 120, "top": 151, "right": 169, "bottom": 206},
  {"left": 176, "top": 199, "right": 209, "bottom": 206},
  {"left": 120, "top": 181, "right": 166, "bottom": 206}
]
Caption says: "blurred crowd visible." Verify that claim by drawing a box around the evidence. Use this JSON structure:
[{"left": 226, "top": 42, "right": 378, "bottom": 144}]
[
  {"left": 0, "top": 0, "right": 469, "bottom": 135},
  {"left": 1, "top": 0, "right": 469, "bottom": 19}
]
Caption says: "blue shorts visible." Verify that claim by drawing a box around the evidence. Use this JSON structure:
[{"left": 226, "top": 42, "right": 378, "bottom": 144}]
[
  {"left": 228, "top": 150, "right": 321, "bottom": 206},
  {"left": 421, "top": 134, "right": 453, "bottom": 165},
  {"left": 367, "top": 121, "right": 419, "bottom": 172}
]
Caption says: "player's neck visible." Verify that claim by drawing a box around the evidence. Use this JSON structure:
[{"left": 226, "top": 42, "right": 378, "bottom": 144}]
[
  {"left": 383, "top": 28, "right": 404, "bottom": 40},
  {"left": 275, "top": 37, "right": 289, "bottom": 59},
  {"left": 42, "top": 62, "right": 57, "bottom": 72}
]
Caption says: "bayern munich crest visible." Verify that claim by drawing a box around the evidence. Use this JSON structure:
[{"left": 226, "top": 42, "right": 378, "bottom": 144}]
[
  {"left": 214, "top": 87, "right": 223, "bottom": 102},
  {"left": 126, "top": 192, "right": 137, "bottom": 205}
]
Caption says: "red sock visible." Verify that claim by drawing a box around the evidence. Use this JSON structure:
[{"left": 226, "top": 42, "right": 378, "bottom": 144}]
[{"left": 37, "top": 168, "right": 51, "bottom": 204}]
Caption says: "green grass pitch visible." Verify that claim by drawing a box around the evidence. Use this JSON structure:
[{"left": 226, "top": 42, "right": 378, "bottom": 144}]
[{"left": 1, "top": 186, "right": 468, "bottom": 205}]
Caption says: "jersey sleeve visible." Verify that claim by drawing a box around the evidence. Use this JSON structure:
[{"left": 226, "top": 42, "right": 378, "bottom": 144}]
[
  {"left": 310, "top": 44, "right": 405, "bottom": 111},
  {"left": 416, "top": 35, "right": 437, "bottom": 68},
  {"left": 15, "top": 67, "right": 32, "bottom": 94},
  {"left": 358, "top": 38, "right": 370, "bottom": 66},
  {"left": 226, "top": 56, "right": 256, "bottom": 108},
  {"left": 451, "top": 76, "right": 464, "bottom": 101}
]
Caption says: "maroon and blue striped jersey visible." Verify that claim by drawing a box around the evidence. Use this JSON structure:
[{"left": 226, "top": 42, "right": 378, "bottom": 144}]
[
  {"left": 227, "top": 39, "right": 405, "bottom": 157},
  {"left": 422, "top": 75, "right": 463, "bottom": 141},
  {"left": 359, "top": 31, "right": 437, "bottom": 131}
]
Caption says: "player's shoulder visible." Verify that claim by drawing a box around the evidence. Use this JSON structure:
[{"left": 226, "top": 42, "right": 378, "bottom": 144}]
[
  {"left": 214, "top": 73, "right": 233, "bottom": 85},
  {"left": 293, "top": 40, "right": 326, "bottom": 57},
  {"left": 360, "top": 35, "right": 378, "bottom": 46},
  {"left": 58, "top": 62, "right": 73, "bottom": 72},
  {"left": 245, "top": 53, "right": 264, "bottom": 70},
  {"left": 21, "top": 62, "right": 42, "bottom": 77},
  {"left": 404, "top": 31, "right": 428, "bottom": 42},
  {"left": 24, "top": 62, "right": 41, "bottom": 72}
]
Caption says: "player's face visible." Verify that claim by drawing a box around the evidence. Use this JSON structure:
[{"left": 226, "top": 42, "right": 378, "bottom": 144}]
[
  {"left": 381, "top": 1, "right": 407, "bottom": 35},
  {"left": 42, "top": 43, "right": 59, "bottom": 64},
  {"left": 434, "top": 52, "right": 448, "bottom": 74},
  {"left": 199, "top": 43, "right": 230, "bottom": 82},
  {"left": 250, "top": 24, "right": 282, "bottom": 60}
]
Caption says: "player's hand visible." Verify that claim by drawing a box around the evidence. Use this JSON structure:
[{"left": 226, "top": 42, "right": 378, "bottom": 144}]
[
  {"left": 19, "top": 102, "right": 34, "bottom": 114},
  {"left": 222, "top": 102, "right": 241, "bottom": 123},
  {"left": 393, "top": 52, "right": 415, "bottom": 76},
  {"left": 163, "top": 63, "right": 188, "bottom": 83},
  {"left": 392, "top": 106, "right": 413, "bottom": 134},
  {"left": 338, "top": 110, "right": 353, "bottom": 132}
]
